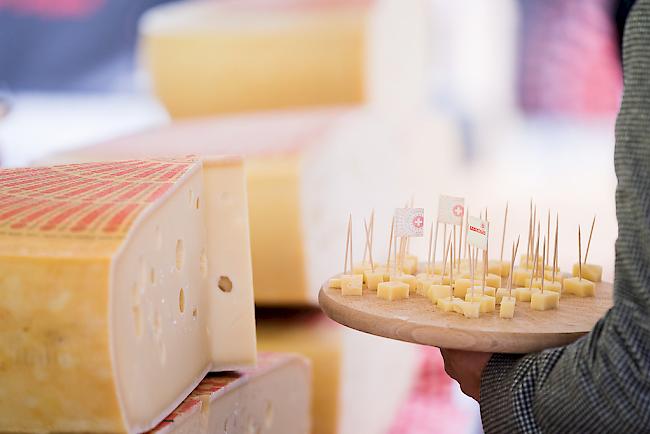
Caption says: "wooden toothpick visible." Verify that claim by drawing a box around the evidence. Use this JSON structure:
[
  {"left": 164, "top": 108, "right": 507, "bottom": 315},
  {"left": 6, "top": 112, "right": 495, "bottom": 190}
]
[
  {"left": 528, "top": 223, "right": 540, "bottom": 290},
  {"left": 553, "top": 213, "right": 559, "bottom": 282},
  {"left": 441, "top": 232, "right": 452, "bottom": 279},
  {"left": 500, "top": 202, "right": 509, "bottom": 263},
  {"left": 344, "top": 214, "right": 352, "bottom": 274},
  {"left": 386, "top": 217, "right": 395, "bottom": 271},
  {"left": 363, "top": 219, "right": 374, "bottom": 272},
  {"left": 431, "top": 220, "right": 440, "bottom": 275},
  {"left": 526, "top": 200, "right": 533, "bottom": 268},
  {"left": 541, "top": 236, "right": 546, "bottom": 293},
  {"left": 426, "top": 222, "right": 434, "bottom": 275},
  {"left": 578, "top": 225, "right": 583, "bottom": 281},
  {"left": 349, "top": 216, "right": 354, "bottom": 274},
  {"left": 509, "top": 236, "right": 520, "bottom": 297},
  {"left": 453, "top": 225, "right": 457, "bottom": 274},
  {"left": 546, "top": 210, "right": 551, "bottom": 268},
  {"left": 584, "top": 215, "right": 596, "bottom": 264}
]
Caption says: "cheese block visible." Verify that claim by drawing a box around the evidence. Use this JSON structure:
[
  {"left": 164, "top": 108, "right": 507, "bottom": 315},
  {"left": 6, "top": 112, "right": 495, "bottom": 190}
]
[
  {"left": 531, "top": 278, "right": 562, "bottom": 293},
  {"left": 429, "top": 284, "right": 452, "bottom": 303},
  {"left": 572, "top": 263, "right": 603, "bottom": 282},
  {"left": 0, "top": 157, "right": 256, "bottom": 433},
  {"left": 147, "top": 353, "right": 310, "bottom": 434},
  {"left": 487, "top": 259, "right": 511, "bottom": 277},
  {"left": 329, "top": 277, "right": 342, "bottom": 288},
  {"left": 461, "top": 301, "right": 481, "bottom": 318},
  {"left": 256, "top": 310, "right": 418, "bottom": 434},
  {"left": 364, "top": 269, "right": 384, "bottom": 290},
  {"left": 389, "top": 273, "right": 417, "bottom": 292},
  {"left": 140, "top": 0, "right": 429, "bottom": 117},
  {"left": 512, "top": 267, "right": 533, "bottom": 286},
  {"left": 40, "top": 108, "right": 460, "bottom": 306}
]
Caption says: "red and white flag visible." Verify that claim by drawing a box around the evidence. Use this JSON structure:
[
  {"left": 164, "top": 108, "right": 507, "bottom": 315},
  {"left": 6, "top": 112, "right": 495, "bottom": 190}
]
[
  {"left": 437, "top": 195, "right": 465, "bottom": 225},
  {"left": 395, "top": 208, "right": 425, "bottom": 237},
  {"left": 467, "top": 216, "right": 489, "bottom": 250}
]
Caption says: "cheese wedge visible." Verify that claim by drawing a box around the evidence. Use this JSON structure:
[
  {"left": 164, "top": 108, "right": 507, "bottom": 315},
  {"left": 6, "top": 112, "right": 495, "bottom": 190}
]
[
  {"left": 147, "top": 353, "right": 311, "bottom": 434},
  {"left": 140, "top": 0, "right": 429, "bottom": 117},
  {"left": 40, "top": 109, "right": 460, "bottom": 306},
  {"left": 0, "top": 157, "right": 256, "bottom": 433},
  {"left": 572, "top": 263, "right": 603, "bottom": 282}
]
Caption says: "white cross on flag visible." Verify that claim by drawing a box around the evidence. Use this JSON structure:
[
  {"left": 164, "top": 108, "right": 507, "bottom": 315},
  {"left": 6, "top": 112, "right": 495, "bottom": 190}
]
[
  {"left": 467, "top": 216, "right": 489, "bottom": 250},
  {"left": 438, "top": 195, "right": 465, "bottom": 225},
  {"left": 395, "top": 208, "right": 425, "bottom": 237}
]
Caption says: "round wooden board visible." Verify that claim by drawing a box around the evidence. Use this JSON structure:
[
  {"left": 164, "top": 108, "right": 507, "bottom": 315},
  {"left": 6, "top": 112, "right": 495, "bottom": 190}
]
[{"left": 319, "top": 279, "right": 614, "bottom": 353}]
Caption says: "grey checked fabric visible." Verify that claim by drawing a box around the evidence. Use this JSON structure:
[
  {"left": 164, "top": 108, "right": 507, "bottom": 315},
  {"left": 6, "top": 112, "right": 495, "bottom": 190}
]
[{"left": 480, "top": 1, "right": 650, "bottom": 432}]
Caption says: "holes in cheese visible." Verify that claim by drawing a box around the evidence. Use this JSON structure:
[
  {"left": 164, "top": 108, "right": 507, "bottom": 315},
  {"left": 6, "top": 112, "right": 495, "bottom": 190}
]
[
  {"left": 0, "top": 157, "right": 256, "bottom": 433},
  {"left": 218, "top": 275, "right": 233, "bottom": 293},
  {"left": 179, "top": 288, "right": 185, "bottom": 313}
]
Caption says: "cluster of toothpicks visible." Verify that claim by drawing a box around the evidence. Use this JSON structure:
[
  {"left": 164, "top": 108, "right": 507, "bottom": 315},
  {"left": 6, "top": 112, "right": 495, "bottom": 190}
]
[{"left": 328, "top": 196, "right": 603, "bottom": 319}]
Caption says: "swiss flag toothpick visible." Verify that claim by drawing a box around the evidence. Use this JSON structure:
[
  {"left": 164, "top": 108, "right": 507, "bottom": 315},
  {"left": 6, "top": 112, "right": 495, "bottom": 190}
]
[
  {"left": 395, "top": 208, "right": 425, "bottom": 238},
  {"left": 467, "top": 216, "right": 489, "bottom": 250}
]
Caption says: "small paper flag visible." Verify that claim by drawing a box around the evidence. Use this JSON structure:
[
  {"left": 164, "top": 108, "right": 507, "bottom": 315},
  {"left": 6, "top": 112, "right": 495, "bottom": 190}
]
[
  {"left": 395, "top": 208, "right": 425, "bottom": 237},
  {"left": 467, "top": 216, "right": 489, "bottom": 250},
  {"left": 438, "top": 195, "right": 465, "bottom": 225}
]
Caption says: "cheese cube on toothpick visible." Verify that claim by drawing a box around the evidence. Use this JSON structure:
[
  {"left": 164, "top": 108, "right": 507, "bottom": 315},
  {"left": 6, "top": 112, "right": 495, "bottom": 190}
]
[
  {"left": 402, "top": 255, "right": 419, "bottom": 275},
  {"left": 429, "top": 284, "right": 452, "bottom": 303},
  {"left": 512, "top": 268, "right": 533, "bottom": 286},
  {"left": 364, "top": 270, "right": 384, "bottom": 291},
  {"left": 530, "top": 291, "right": 560, "bottom": 311},
  {"left": 499, "top": 296, "right": 516, "bottom": 318},
  {"left": 563, "top": 277, "right": 595, "bottom": 297},
  {"left": 515, "top": 286, "right": 539, "bottom": 302},
  {"left": 461, "top": 301, "right": 481, "bottom": 318},
  {"left": 353, "top": 263, "right": 371, "bottom": 276},
  {"left": 531, "top": 278, "right": 562, "bottom": 293},
  {"left": 453, "top": 278, "right": 473, "bottom": 298},
  {"left": 340, "top": 274, "right": 363, "bottom": 296},
  {"left": 495, "top": 287, "right": 510, "bottom": 304},
  {"left": 464, "top": 292, "right": 496, "bottom": 313},
  {"left": 437, "top": 296, "right": 460, "bottom": 312},
  {"left": 571, "top": 263, "right": 602, "bottom": 282},
  {"left": 390, "top": 273, "right": 417, "bottom": 293},
  {"left": 488, "top": 260, "right": 511, "bottom": 277},
  {"left": 329, "top": 277, "right": 342, "bottom": 289},
  {"left": 377, "top": 281, "right": 409, "bottom": 301}
]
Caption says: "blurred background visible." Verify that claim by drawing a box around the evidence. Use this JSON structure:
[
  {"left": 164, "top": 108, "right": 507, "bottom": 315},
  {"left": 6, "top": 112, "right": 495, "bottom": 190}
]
[{"left": 0, "top": 0, "right": 625, "bottom": 432}]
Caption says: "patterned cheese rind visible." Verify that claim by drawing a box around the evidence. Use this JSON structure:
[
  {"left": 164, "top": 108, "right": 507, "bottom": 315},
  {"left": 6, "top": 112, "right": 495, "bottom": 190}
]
[{"left": 0, "top": 157, "right": 196, "bottom": 239}]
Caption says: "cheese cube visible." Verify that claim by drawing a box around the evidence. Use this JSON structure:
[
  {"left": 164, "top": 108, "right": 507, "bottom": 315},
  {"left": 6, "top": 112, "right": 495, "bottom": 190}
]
[
  {"left": 512, "top": 267, "right": 533, "bottom": 286},
  {"left": 0, "top": 157, "right": 257, "bottom": 433},
  {"left": 519, "top": 254, "right": 544, "bottom": 269},
  {"left": 329, "top": 278, "right": 342, "bottom": 289},
  {"left": 364, "top": 270, "right": 385, "bottom": 291},
  {"left": 416, "top": 275, "right": 435, "bottom": 296},
  {"left": 341, "top": 274, "right": 363, "bottom": 296},
  {"left": 543, "top": 269, "right": 564, "bottom": 282},
  {"left": 402, "top": 255, "right": 419, "bottom": 275},
  {"left": 389, "top": 273, "right": 417, "bottom": 293},
  {"left": 531, "top": 278, "right": 562, "bottom": 293},
  {"left": 453, "top": 298, "right": 467, "bottom": 314},
  {"left": 353, "top": 262, "right": 372, "bottom": 276},
  {"left": 148, "top": 353, "right": 310, "bottom": 434},
  {"left": 462, "top": 301, "right": 481, "bottom": 318},
  {"left": 464, "top": 293, "right": 495, "bottom": 313},
  {"left": 429, "top": 284, "right": 452, "bottom": 303},
  {"left": 488, "top": 260, "right": 511, "bottom": 277},
  {"left": 499, "top": 296, "right": 516, "bottom": 318},
  {"left": 457, "top": 272, "right": 500, "bottom": 289},
  {"left": 514, "top": 286, "right": 540, "bottom": 302},
  {"left": 495, "top": 288, "right": 514, "bottom": 304},
  {"left": 377, "top": 281, "right": 409, "bottom": 301},
  {"left": 453, "top": 278, "right": 473, "bottom": 298},
  {"left": 563, "top": 277, "right": 595, "bottom": 297},
  {"left": 531, "top": 291, "right": 560, "bottom": 311},
  {"left": 436, "top": 297, "right": 455, "bottom": 312},
  {"left": 572, "top": 263, "right": 603, "bottom": 282}
]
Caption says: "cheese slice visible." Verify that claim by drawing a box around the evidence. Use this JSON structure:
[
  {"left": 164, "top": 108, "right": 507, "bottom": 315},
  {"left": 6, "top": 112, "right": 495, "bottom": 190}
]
[
  {"left": 39, "top": 108, "right": 460, "bottom": 306},
  {"left": 256, "top": 310, "right": 418, "bottom": 434},
  {"left": 147, "top": 353, "right": 311, "bottom": 434},
  {"left": 139, "top": 0, "right": 429, "bottom": 117},
  {"left": 0, "top": 157, "right": 256, "bottom": 433}
]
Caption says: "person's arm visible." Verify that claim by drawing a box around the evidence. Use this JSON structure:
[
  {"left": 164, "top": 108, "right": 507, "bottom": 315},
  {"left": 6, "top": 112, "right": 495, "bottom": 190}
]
[{"left": 479, "top": 1, "right": 650, "bottom": 432}]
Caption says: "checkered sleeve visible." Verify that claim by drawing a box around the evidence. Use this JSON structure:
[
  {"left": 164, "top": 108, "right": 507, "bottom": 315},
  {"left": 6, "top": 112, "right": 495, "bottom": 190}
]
[{"left": 480, "top": 1, "right": 650, "bottom": 432}]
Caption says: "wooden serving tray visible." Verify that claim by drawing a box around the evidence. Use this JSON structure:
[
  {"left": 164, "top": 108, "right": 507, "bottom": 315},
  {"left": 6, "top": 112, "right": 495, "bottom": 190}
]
[{"left": 319, "top": 279, "right": 614, "bottom": 353}]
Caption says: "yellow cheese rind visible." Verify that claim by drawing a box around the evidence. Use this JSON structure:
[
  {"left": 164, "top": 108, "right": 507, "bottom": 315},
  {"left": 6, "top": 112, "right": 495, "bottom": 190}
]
[
  {"left": 572, "top": 263, "right": 602, "bottom": 282},
  {"left": 377, "top": 281, "right": 409, "bottom": 301},
  {"left": 563, "top": 277, "right": 595, "bottom": 297}
]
